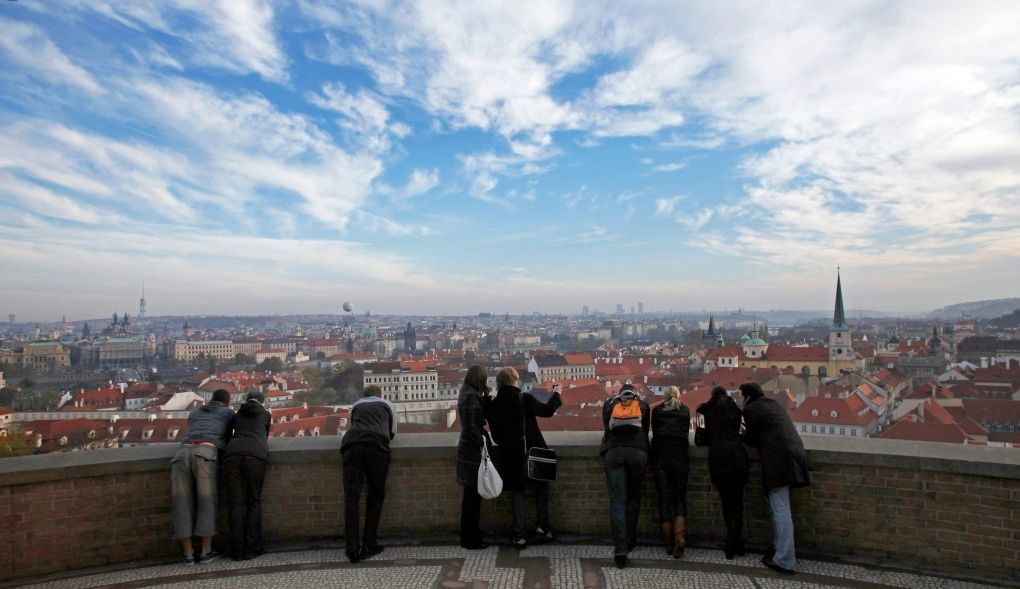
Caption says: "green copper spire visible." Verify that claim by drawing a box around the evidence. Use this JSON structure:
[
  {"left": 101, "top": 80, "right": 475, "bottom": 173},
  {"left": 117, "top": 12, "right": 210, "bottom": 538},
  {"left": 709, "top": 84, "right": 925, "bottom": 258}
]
[{"left": 833, "top": 269, "right": 848, "bottom": 330}]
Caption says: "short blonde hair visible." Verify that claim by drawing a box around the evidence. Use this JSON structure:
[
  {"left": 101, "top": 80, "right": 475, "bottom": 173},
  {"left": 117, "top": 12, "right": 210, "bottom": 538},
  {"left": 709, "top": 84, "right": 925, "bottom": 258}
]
[{"left": 496, "top": 366, "right": 520, "bottom": 387}]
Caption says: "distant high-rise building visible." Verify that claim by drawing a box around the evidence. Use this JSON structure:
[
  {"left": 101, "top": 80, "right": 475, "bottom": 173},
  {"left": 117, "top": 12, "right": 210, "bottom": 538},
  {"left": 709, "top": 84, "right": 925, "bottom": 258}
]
[
  {"left": 616, "top": 304, "right": 625, "bottom": 314},
  {"left": 582, "top": 305, "right": 589, "bottom": 317},
  {"left": 139, "top": 284, "right": 147, "bottom": 318},
  {"left": 638, "top": 302, "right": 644, "bottom": 314},
  {"left": 9, "top": 314, "right": 15, "bottom": 326}
]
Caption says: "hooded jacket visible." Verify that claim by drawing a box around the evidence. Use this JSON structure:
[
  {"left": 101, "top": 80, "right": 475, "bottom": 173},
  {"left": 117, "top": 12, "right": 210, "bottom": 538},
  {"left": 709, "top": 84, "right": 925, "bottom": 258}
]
[{"left": 224, "top": 400, "right": 271, "bottom": 462}]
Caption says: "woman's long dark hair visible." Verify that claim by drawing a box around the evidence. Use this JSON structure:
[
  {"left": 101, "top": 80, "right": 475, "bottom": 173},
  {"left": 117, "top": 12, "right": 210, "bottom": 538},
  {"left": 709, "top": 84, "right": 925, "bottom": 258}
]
[{"left": 463, "top": 364, "right": 490, "bottom": 394}]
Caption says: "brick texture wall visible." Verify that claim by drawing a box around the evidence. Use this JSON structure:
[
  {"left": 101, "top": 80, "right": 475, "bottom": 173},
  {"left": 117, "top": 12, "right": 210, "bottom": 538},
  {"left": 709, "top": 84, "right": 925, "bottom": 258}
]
[{"left": 0, "top": 435, "right": 1017, "bottom": 583}]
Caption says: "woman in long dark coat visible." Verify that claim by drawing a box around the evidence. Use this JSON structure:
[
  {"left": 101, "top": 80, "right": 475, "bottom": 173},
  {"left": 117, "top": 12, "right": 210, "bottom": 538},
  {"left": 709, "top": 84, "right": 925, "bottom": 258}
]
[
  {"left": 486, "top": 367, "right": 562, "bottom": 547},
  {"left": 650, "top": 386, "right": 690, "bottom": 558},
  {"left": 696, "top": 386, "right": 749, "bottom": 559},
  {"left": 456, "top": 365, "right": 491, "bottom": 549}
]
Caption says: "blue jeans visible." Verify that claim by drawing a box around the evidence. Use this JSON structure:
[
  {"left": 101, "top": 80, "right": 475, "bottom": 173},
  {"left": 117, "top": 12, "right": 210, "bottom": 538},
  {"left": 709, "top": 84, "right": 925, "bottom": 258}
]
[
  {"left": 768, "top": 486, "right": 796, "bottom": 570},
  {"left": 603, "top": 447, "right": 647, "bottom": 555}
]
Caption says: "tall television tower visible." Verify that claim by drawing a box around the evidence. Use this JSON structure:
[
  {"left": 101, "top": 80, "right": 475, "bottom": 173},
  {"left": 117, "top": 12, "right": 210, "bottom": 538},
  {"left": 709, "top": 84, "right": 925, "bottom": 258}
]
[{"left": 139, "top": 283, "right": 147, "bottom": 318}]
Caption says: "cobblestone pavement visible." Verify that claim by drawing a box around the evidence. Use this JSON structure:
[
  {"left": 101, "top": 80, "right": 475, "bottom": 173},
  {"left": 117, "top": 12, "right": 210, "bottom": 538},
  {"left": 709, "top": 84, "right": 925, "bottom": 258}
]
[{"left": 12, "top": 545, "right": 1009, "bottom": 589}]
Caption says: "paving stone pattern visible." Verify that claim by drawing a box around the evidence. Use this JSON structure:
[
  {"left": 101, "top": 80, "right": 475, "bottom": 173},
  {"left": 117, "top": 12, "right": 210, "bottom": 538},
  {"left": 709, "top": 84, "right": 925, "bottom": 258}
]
[{"left": 13, "top": 546, "right": 1007, "bottom": 589}]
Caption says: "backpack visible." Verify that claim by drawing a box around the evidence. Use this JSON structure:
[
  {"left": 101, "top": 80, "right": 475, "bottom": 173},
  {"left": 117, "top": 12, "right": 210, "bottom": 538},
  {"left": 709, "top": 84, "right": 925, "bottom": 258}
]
[{"left": 609, "top": 392, "right": 642, "bottom": 430}]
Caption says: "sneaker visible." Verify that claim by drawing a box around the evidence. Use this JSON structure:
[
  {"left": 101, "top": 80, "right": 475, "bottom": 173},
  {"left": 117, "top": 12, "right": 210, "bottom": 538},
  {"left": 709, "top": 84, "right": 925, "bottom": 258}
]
[
  {"left": 512, "top": 535, "right": 527, "bottom": 549},
  {"left": 533, "top": 526, "right": 554, "bottom": 544},
  {"left": 198, "top": 551, "right": 221, "bottom": 564},
  {"left": 182, "top": 555, "right": 197, "bottom": 566},
  {"left": 346, "top": 551, "right": 361, "bottom": 564}
]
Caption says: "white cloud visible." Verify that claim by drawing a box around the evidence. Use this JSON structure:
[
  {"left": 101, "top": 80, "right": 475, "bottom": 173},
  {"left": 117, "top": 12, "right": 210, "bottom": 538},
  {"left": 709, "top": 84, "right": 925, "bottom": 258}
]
[
  {"left": 401, "top": 168, "right": 440, "bottom": 198},
  {"left": 0, "top": 19, "right": 103, "bottom": 94},
  {"left": 60, "top": 0, "right": 288, "bottom": 81},
  {"left": 126, "top": 76, "right": 383, "bottom": 227},
  {"left": 652, "top": 162, "right": 686, "bottom": 173},
  {"left": 309, "top": 82, "right": 398, "bottom": 153}
]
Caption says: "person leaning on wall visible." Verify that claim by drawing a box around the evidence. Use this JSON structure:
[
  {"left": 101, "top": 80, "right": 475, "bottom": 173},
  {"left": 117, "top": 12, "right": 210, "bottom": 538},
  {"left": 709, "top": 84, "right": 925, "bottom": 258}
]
[
  {"left": 696, "top": 385, "right": 749, "bottom": 560},
  {"left": 740, "top": 382, "right": 810, "bottom": 575},
  {"left": 600, "top": 383, "right": 651, "bottom": 569},
  {"left": 171, "top": 388, "right": 234, "bottom": 565},
  {"left": 222, "top": 391, "right": 271, "bottom": 562},
  {"left": 649, "top": 385, "right": 690, "bottom": 558},
  {"left": 341, "top": 384, "right": 397, "bottom": 563}
]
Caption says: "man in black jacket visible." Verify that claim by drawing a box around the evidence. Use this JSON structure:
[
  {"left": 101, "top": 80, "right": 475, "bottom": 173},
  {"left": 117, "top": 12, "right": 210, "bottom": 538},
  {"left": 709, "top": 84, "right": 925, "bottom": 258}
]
[
  {"left": 341, "top": 384, "right": 397, "bottom": 563},
  {"left": 740, "top": 382, "right": 810, "bottom": 575}
]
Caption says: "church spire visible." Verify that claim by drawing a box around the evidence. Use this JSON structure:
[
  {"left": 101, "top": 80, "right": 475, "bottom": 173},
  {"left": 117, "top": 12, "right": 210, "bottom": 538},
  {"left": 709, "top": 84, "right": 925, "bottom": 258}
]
[{"left": 833, "top": 268, "right": 847, "bottom": 329}]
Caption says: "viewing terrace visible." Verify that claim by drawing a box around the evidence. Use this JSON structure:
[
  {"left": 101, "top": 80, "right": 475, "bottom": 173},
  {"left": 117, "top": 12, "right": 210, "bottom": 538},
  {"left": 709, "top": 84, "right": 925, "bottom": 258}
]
[{"left": 1, "top": 434, "right": 1018, "bottom": 588}]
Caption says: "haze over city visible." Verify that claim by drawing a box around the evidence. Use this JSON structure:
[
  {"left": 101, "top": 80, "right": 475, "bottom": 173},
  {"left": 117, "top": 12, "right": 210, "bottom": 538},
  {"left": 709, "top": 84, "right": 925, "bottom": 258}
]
[{"left": 1, "top": 1, "right": 1019, "bottom": 321}]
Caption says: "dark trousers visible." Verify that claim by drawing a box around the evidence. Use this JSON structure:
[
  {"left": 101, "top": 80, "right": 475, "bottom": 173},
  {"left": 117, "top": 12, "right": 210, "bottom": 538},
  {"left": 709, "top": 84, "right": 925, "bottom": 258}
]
[
  {"left": 652, "top": 462, "right": 688, "bottom": 521},
  {"left": 460, "top": 481, "right": 483, "bottom": 545},
  {"left": 222, "top": 455, "right": 267, "bottom": 559},
  {"left": 603, "top": 447, "right": 647, "bottom": 555},
  {"left": 717, "top": 482, "right": 745, "bottom": 550},
  {"left": 342, "top": 444, "right": 391, "bottom": 556},
  {"left": 510, "top": 480, "right": 550, "bottom": 536}
]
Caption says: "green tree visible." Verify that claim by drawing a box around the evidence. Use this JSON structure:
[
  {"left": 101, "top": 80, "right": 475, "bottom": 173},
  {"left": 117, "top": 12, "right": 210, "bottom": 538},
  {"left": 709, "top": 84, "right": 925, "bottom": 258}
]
[
  {"left": 0, "top": 387, "right": 15, "bottom": 408},
  {"left": 300, "top": 367, "right": 323, "bottom": 390},
  {"left": 0, "top": 426, "right": 35, "bottom": 458},
  {"left": 233, "top": 353, "right": 255, "bottom": 365},
  {"left": 296, "top": 387, "right": 338, "bottom": 406},
  {"left": 12, "top": 389, "right": 60, "bottom": 412},
  {"left": 257, "top": 357, "right": 285, "bottom": 372},
  {"left": 336, "top": 386, "right": 362, "bottom": 405}
]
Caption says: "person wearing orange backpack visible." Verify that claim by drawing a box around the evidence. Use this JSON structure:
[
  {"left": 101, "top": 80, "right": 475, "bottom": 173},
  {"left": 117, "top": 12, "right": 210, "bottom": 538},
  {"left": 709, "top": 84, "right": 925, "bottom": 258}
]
[{"left": 600, "top": 383, "right": 651, "bottom": 569}]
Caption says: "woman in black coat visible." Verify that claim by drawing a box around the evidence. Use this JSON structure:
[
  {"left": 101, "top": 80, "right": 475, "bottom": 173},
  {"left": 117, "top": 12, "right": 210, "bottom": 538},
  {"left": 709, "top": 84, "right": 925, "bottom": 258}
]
[
  {"left": 456, "top": 365, "right": 491, "bottom": 549},
  {"left": 486, "top": 367, "right": 562, "bottom": 547},
  {"left": 222, "top": 391, "right": 272, "bottom": 561},
  {"left": 696, "top": 386, "right": 749, "bottom": 559},
  {"left": 650, "top": 386, "right": 690, "bottom": 558}
]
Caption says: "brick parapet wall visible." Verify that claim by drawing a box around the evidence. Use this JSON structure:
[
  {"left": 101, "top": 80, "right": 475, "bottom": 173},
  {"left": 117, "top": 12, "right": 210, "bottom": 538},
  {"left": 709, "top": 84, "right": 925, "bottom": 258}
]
[{"left": 1, "top": 434, "right": 1018, "bottom": 584}]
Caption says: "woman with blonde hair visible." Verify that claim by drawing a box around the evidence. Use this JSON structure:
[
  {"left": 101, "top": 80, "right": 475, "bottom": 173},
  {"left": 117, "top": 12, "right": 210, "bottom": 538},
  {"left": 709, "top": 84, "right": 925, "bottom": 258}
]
[
  {"left": 486, "top": 366, "right": 562, "bottom": 547},
  {"left": 650, "top": 385, "right": 691, "bottom": 557}
]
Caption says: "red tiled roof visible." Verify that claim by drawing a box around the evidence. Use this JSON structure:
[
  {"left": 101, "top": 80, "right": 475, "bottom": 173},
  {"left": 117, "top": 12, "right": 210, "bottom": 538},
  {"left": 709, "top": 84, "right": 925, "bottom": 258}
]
[
  {"left": 959, "top": 399, "right": 1020, "bottom": 425},
  {"left": 556, "top": 383, "right": 611, "bottom": 407},
  {"left": 877, "top": 420, "right": 973, "bottom": 444},
  {"left": 563, "top": 352, "right": 595, "bottom": 365},
  {"left": 791, "top": 397, "right": 877, "bottom": 427},
  {"left": 918, "top": 399, "right": 957, "bottom": 425},
  {"left": 691, "top": 366, "right": 778, "bottom": 389}
]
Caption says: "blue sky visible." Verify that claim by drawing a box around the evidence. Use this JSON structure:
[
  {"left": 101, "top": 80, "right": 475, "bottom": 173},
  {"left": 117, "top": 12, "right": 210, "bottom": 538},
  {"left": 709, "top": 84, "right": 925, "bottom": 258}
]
[{"left": 1, "top": 1, "right": 1019, "bottom": 321}]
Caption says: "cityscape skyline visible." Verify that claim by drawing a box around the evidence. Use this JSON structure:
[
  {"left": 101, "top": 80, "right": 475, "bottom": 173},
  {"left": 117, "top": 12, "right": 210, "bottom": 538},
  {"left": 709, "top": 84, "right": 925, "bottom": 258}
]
[{"left": 1, "top": 2, "right": 1019, "bottom": 319}]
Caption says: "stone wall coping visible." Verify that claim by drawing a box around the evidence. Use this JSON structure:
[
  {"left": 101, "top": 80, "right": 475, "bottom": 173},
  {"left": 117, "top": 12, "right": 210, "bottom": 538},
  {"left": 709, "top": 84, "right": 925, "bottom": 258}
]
[{"left": 2, "top": 433, "right": 1019, "bottom": 487}]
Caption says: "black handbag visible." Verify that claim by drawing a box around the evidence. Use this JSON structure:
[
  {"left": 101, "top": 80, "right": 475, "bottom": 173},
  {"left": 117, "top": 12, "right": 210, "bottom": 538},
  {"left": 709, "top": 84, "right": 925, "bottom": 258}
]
[
  {"left": 527, "top": 447, "right": 558, "bottom": 481},
  {"left": 694, "top": 426, "right": 710, "bottom": 446},
  {"left": 519, "top": 389, "right": 557, "bottom": 481}
]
